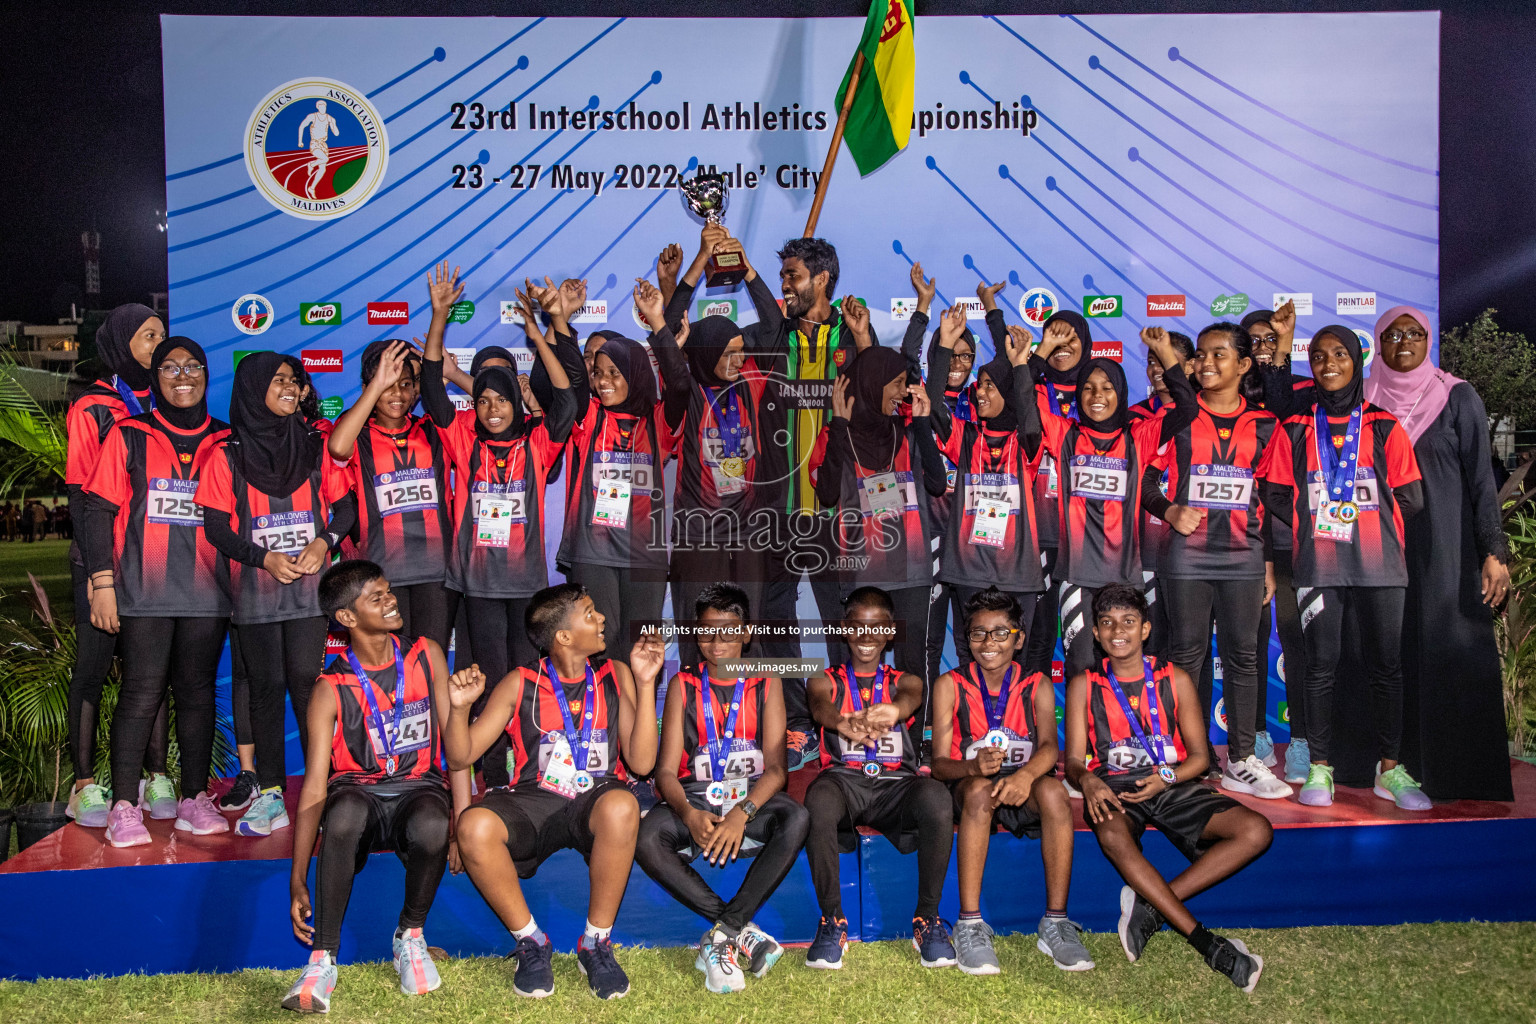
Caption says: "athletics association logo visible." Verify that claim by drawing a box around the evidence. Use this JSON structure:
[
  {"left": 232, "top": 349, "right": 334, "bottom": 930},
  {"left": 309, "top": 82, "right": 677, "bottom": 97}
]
[
  {"left": 1019, "top": 288, "right": 1057, "bottom": 328},
  {"left": 244, "top": 77, "right": 389, "bottom": 220},
  {"left": 231, "top": 294, "right": 275, "bottom": 335}
]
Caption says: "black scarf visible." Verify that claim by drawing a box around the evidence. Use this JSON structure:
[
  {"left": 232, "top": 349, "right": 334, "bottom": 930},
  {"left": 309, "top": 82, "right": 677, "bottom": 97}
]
[
  {"left": 684, "top": 315, "right": 741, "bottom": 388},
  {"left": 95, "top": 303, "right": 159, "bottom": 393},
  {"left": 845, "top": 346, "right": 908, "bottom": 469},
  {"left": 472, "top": 366, "right": 525, "bottom": 441},
  {"left": 591, "top": 334, "right": 656, "bottom": 418},
  {"left": 1076, "top": 356, "right": 1130, "bottom": 434},
  {"left": 470, "top": 346, "right": 516, "bottom": 376},
  {"left": 1309, "top": 325, "right": 1365, "bottom": 416},
  {"left": 1039, "top": 310, "right": 1092, "bottom": 387},
  {"left": 1239, "top": 309, "right": 1276, "bottom": 333},
  {"left": 228, "top": 352, "right": 322, "bottom": 498},
  {"left": 149, "top": 336, "right": 210, "bottom": 432},
  {"left": 975, "top": 353, "right": 1018, "bottom": 433}
]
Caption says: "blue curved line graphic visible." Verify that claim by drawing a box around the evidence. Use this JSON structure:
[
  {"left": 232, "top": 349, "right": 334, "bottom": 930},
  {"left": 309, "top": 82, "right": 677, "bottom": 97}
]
[
  {"left": 165, "top": 153, "right": 244, "bottom": 183},
  {"left": 580, "top": 159, "right": 698, "bottom": 279},
  {"left": 1166, "top": 47, "right": 1437, "bottom": 176},
  {"left": 170, "top": 186, "right": 257, "bottom": 217},
  {"left": 1087, "top": 56, "right": 1438, "bottom": 236},
  {"left": 369, "top": 46, "right": 449, "bottom": 98},
  {"left": 392, "top": 56, "right": 532, "bottom": 154},
  {"left": 384, "top": 19, "right": 548, "bottom": 125},
  {"left": 1067, "top": 16, "right": 1436, "bottom": 209},
  {"left": 986, "top": 17, "right": 1439, "bottom": 260},
  {"left": 465, "top": 192, "right": 605, "bottom": 345},
  {"left": 961, "top": 254, "right": 1017, "bottom": 325},
  {"left": 890, "top": 240, "right": 954, "bottom": 309}
]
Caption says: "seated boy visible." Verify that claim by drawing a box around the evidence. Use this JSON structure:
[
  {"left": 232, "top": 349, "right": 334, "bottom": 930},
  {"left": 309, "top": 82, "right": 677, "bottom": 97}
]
[
  {"left": 283, "top": 560, "right": 472, "bottom": 1013},
  {"left": 930, "top": 586, "right": 1092, "bottom": 975},
  {"left": 636, "top": 583, "right": 809, "bottom": 994},
  {"left": 803, "top": 586, "right": 957, "bottom": 970},
  {"left": 444, "top": 583, "right": 664, "bottom": 1000},
  {"left": 1064, "top": 584, "right": 1273, "bottom": 993}
]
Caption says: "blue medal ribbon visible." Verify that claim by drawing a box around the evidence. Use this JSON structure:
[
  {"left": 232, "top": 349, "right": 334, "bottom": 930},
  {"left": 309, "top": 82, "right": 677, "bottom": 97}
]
[
  {"left": 1313, "top": 403, "right": 1363, "bottom": 507},
  {"left": 346, "top": 636, "right": 406, "bottom": 775},
  {"left": 952, "top": 386, "right": 972, "bottom": 424},
  {"left": 842, "top": 664, "right": 896, "bottom": 771},
  {"left": 1046, "top": 381, "right": 1078, "bottom": 421},
  {"left": 975, "top": 663, "right": 1016, "bottom": 733},
  {"left": 1103, "top": 657, "right": 1175, "bottom": 780},
  {"left": 699, "top": 665, "right": 746, "bottom": 785},
  {"left": 113, "top": 375, "right": 149, "bottom": 417},
  {"left": 545, "top": 658, "right": 599, "bottom": 779},
  {"left": 704, "top": 385, "right": 742, "bottom": 459}
]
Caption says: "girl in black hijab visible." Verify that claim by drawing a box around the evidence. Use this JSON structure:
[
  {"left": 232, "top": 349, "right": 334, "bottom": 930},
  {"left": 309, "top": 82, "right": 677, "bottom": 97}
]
[
  {"left": 1022, "top": 325, "right": 1196, "bottom": 679},
  {"left": 62, "top": 303, "right": 169, "bottom": 831},
  {"left": 195, "top": 351, "right": 357, "bottom": 836},
  {"left": 816, "top": 343, "right": 946, "bottom": 688},
  {"left": 920, "top": 304, "right": 1045, "bottom": 670},
  {"left": 80, "top": 336, "right": 234, "bottom": 842},
  {"left": 1257, "top": 325, "right": 1428, "bottom": 811}
]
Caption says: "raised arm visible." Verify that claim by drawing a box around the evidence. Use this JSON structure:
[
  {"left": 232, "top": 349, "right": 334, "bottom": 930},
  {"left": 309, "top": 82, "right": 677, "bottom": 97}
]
[
  {"left": 1141, "top": 327, "right": 1199, "bottom": 444},
  {"left": 422, "top": 262, "right": 473, "bottom": 393},
  {"left": 1003, "top": 324, "right": 1045, "bottom": 461},
  {"left": 925, "top": 303, "right": 969, "bottom": 445},
  {"left": 635, "top": 278, "right": 692, "bottom": 429},
  {"left": 617, "top": 632, "right": 665, "bottom": 776},
  {"left": 329, "top": 341, "right": 411, "bottom": 462}
]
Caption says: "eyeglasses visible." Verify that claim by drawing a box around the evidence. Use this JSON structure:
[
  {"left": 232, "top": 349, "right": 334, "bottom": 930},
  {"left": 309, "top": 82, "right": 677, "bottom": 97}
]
[
  {"left": 1249, "top": 333, "right": 1279, "bottom": 345},
  {"left": 1381, "top": 329, "right": 1428, "bottom": 344},
  {"left": 696, "top": 626, "right": 747, "bottom": 641},
  {"left": 158, "top": 364, "right": 206, "bottom": 379},
  {"left": 950, "top": 352, "right": 975, "bottom": 364},
  {"left": 966, "top": 627, "right": 1021, "bottom": 643}
]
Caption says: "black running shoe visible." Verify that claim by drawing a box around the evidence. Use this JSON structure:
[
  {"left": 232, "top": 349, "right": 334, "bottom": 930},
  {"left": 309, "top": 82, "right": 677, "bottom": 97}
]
[
  {"left": 577, "top": 936, "right": 630, "bottom": 999},
  {"left": 1117, "top": 885, "right": 1165, "bottom": 963},
  {"left": 508, "top": 933, "right": 554, "bottom": 998},
  {"left": 218, "top": 770, "right": 259, "bottom": 812},
  {"left": 1205, "top": 935, "right": 1263, "bottom": 993}
]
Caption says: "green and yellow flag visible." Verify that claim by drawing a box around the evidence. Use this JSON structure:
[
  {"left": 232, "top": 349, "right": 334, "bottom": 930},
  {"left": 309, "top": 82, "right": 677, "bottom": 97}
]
[{"left": 836, "top": 0, "right": 916, "bottom": 176}]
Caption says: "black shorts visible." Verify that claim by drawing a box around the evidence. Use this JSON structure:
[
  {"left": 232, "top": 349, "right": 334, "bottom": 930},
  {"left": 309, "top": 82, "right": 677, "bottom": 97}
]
[
  {"left": 652, "top": 785, "right": 801, "bottom": 862},
  {"left": 475, "top": 778, "right": 633, "bottom": 879},
  {"left": 947, "top": 779, "right": 1043, "bottom": 840},
  {"left": 321, "top": 779, "right": 451, "bottom": 868},
  {"left": 1103, "top": 772, "right": 1239, "bottom": 862},
  {"left": 810, "top": 768, "right": 949, "bottom": 855}
]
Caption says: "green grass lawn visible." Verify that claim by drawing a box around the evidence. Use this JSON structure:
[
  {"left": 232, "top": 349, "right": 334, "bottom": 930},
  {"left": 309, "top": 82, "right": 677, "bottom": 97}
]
[
  {"left": 0, "top": 537, "right": 73, "bottom": 621},
  {"left": 1, "top": 923, "right": 1532, "bottom": 1024}
]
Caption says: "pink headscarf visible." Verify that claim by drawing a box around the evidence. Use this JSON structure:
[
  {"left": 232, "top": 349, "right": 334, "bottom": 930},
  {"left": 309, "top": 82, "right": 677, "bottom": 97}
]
[{"left": 1363, "top": 305, "right": 1460, "bottom": 444}]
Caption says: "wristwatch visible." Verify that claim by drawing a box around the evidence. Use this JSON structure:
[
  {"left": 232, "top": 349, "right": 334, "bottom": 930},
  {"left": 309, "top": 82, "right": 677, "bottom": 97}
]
[{"left": 737, "top": 799, "right": 759, "bottom": 821}]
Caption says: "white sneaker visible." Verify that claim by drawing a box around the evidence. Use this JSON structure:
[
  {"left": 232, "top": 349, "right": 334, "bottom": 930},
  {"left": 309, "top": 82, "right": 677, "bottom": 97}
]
[
  {"left": 282, "top": 950, "right": 337, "bottom": 1013},
  {"left": 1063, "top": 778, "right": 1082, "bottom": 800},
  {"left": 1221, "top": 754, "right": 1293, "bottom": 800},
  {"left": 694, "top": 928, "right": 745, "bottom": 994},
  {"left": 392, "top": 927, "right": 441, "bottom": 995}
]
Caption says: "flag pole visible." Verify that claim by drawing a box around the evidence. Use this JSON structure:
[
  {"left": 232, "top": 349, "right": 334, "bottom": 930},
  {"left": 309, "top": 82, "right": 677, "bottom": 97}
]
[{"left": 803, "top": 51, "right": 865, "bottom": 238}]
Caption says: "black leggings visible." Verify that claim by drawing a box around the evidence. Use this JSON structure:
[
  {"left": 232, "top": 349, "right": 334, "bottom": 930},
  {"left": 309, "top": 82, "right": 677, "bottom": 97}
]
[
  {"left": 635, "top": 791, "right": 810, "bottom": 933},
  {"left": 947, "top": 584, "right": 1039, "bottom": 672},
  {"left": 239, "top": 616, "right": 328, "bottom": 790},
  {"left": 393, "top": 581, "right": 453, "bottom": 653},
  {"left": 69, "top": 561, "right": 169, "bottom": 779},
  {"left": 1298, "top": 585, "right": 1405, "bottom": 765},
  {"left": 312, "top": 784, "right": 451, "bottom": 957},
  {"left": 462, "top": 595, "right": 535, "bottom": 789},
  {"left": 1257, "top": 550, "right": 1307, "bottom": 739},
  {"left": 111, "top": 616, "right": 228, "bottom": 807},
  {"left": 1160, "top": 576, "right": 1266, "bottom": 761},
  {"left": 1024, "top": 548, "right": 1058, "bottom": 675},
  {"left": 566, "top": 562, "right": 667, "bottom": 668}
]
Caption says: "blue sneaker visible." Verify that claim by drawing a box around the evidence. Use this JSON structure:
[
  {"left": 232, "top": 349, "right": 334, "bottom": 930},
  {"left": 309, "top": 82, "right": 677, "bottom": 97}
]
[
  {"left": 508, "top": 932, "right": 555, "bottom": 998},
  {"left": 912, "top": 915, "right": 957, "bottom": 968},
  {"left": 805, "top": 916, "right": 848, "bottom": 970},
  {"left": 1254, "top": 730, "right": 1277, "bottom": 767},
  {"left": 1284, "top": 739, "right": 1311, "bottom": 784},
  {"left": 576, "top": 936, "right": 630, "bottom": 1000},
  {"left": 237, "top": 789, "right": 290, "bottom": 837}
]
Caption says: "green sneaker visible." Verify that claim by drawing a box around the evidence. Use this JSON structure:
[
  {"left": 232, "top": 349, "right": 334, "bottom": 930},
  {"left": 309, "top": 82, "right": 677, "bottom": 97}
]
[
  {"left": 1297, "top": 763, "right": 1334, "bottom": 807},
  {"left": 143, "top": 774, "right": 179, "bottom": 820},
  {"left": 67, "top": 782, "right": 111, "bottom": 828},
  {"left": 1373, "top": 763, "right": 1432, "bottom": 810}
]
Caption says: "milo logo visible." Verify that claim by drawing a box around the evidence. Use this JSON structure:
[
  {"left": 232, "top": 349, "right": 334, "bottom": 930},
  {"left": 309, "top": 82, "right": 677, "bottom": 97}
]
[
  {"left": 695, "top": 298, "right": 738, "bottom": 321},
  {"left": 1083, "top": 295, "right": 1122, "bottom": 318},
  {"left": 1209, "top": 293, "right": 1250, "bottom": 317},
  {"left": 300, "top": 302, "right": 341, "bottom": 325}
]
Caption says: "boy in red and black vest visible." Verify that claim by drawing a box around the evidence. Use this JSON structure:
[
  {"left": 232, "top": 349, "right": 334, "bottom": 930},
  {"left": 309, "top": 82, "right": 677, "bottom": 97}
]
[
  {"left": 282, "top": 560, "right": 472, "bottom": 1014},
  {"left": 1064, "top": 584, "right": 1273, "bottom": 993},
  {"left": 636, "top": 583, "right": 808, "bottom": 994},
  {"left": 930, "top": 586, "right": 1090, "bottom": 976},
  {"left": 443, "top": 583, "right": 665, "bottom": 1001}
]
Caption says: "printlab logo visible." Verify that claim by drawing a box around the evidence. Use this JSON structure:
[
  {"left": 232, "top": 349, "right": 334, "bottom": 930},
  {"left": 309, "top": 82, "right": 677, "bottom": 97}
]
[
  {"left": 571, "top": 300, "right": 609, "bottom": 324},
  {"left": 1083, "top": 295, "right": 1122, "bottom": 318},
  {"left": 301, "top": 350, "right": 343, "bottom": 373},
  {"left": 1209, "top": 293, "right": 1249, "bottom": 317},
  {"left": 1336, "top": 292, "right": 1377, "bottom": 315},
  {"left": 366, "top": 301, "right": 409, "bottom": 325},
  {"left": 244, "top": 77, "right": 389, "bottom": 220},
  {"left": 300, "top": 302, "right": 341, "bottom": 325},
  {"left": 1146, "top": 294, "right": 1185, "bottom": 317},
  {"left": 1019, "top": 287, "right": 1057, "bottom": 327},
  {"left": 231, "top": 294, "right": 274, "bottom": 335},
  {"left": 697, "top": 299, "right": 738, "bottom": 321},
  {"left": 958, "top": 297, "right": 985, "bottom": 320}
]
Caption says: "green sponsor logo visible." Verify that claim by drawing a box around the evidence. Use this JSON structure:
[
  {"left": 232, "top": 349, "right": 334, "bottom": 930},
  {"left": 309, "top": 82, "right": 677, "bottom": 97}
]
[
  {"left": 695, "top": 298, "right": 738, "bottom": 321},
  {"left": 299, "top": 301, "right": 342, "bottom": 325},
  {"left": 1278, "top": 701, "right": 1289, "bottom": 725},
  {"left": 1209, "top": 293, "right": 1250, "bottom": 317},
  {"left": 319, "top": 395, "right": 345, "bottom": 419},
  {"left": 449, "top": 300, "right": 475, "bottom": 324},
  {"left": 1054, "top": 706, "right": 1065, "bottom": 724},
  {"left": 1082, "top": 295, "right": 1122, "bottom": 318},
  {"left": 233, "top": 350, "right": 258, "bottom": 369}
]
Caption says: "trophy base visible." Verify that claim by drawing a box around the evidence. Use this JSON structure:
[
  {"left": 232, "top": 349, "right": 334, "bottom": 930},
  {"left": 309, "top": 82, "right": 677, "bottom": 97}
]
[{"left": 705, "top": 252, "right": 747, "bottom": 288}]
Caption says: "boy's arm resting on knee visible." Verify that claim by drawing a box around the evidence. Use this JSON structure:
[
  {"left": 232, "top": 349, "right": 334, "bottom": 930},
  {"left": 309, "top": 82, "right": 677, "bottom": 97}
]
[
  {"left": 927, "top": 673, "right": 969, "bottom": 781},
  {"left": 289, "top": 681, "right": 339, "bottom": 941},
  {"left": 1061, "top": 672, "right": 1094, "bottom": 791},
  {"left": 652, "top": 674, "right": 692, "bottom": 815},
  {"left": 1168, "top": 666, "right": 1209, "bottom": 780}
]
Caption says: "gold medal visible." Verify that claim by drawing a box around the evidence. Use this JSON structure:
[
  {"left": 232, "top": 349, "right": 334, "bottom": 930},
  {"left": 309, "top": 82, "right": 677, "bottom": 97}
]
[
  {"left": 1337, "top": 501, "right": 1359, "bottom": 523},
  {"left": 721, "top": 457, "right": 745, "bottom": 478}
]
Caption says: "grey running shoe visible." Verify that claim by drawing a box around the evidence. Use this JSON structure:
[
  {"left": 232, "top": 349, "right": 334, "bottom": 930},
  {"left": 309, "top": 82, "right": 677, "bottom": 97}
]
[
  {"left": 1117, "top": 885, "right": 1165, "bottom": 962},
  {"left": 1206, "top": 935, "right": 1263, "bottom": 993},
  {"left": 1036, "top": 915, "right": 1096, "bottom": 971},
  {"left": 952, "top": 918, "right": 1000, "bottom": 976}
]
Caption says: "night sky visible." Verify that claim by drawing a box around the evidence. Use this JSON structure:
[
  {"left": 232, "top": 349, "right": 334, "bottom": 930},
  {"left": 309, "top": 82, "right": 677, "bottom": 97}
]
[{"left": 3, "top": 0, "right": 1533, "bottom": 335}]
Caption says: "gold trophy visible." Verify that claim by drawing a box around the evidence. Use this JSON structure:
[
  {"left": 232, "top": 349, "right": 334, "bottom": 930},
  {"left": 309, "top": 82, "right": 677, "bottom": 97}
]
[{"left": 679, "top": 171, "right": 746, "bottom": 287}]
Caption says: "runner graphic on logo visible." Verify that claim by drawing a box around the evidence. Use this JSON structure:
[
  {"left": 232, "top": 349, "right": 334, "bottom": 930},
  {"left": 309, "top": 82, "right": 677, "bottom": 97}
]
[{"left": 297, "top": 100, "right": 341, "bottom": 200}]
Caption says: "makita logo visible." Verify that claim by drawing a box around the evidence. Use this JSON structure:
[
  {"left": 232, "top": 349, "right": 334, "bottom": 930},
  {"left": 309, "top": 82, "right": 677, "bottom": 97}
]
[
  {"left": 367, "top": 301, "right": 409, "bottom": 324},
  {"left": 1090, "top": 341, "right": 1123, "bottom": 362},
  {"left": 1146, "top": 294, "right": 1186, "bottom": 317},
  {"left": 301, "top": 350, "right": 344, "bottom": 372}
]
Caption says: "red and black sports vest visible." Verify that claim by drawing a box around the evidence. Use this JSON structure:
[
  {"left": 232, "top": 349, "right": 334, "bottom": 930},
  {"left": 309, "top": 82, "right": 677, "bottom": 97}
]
[
  {"left": 347, "top": 416, "right": 451, "bottom": 587},
  {"left": 817, "top": 664, "right": 919, "bottom": 776},
  {"left": 948, "top": 663, "right": 1046, "bottom": 773},
  {"left": 503, "top": 659, "right": 627, "bottom": 787},
  {"left": 1083, "top": 658, "right": 1188, "bottom": 777},
  {"left": 322, "top": 635, "right": 444, "bottom": 786},
  {"left": 674, "top": 668, "right": 769, "bottom": 783}
]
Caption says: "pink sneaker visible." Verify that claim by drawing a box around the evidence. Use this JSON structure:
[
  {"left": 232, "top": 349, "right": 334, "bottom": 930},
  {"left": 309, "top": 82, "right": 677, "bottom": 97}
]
[
  {"left": 175, "top": 792, "right": 230, "bottom": 835},
  {"left": 106, "top": 800, "right": 151, "bottom": 848}
]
